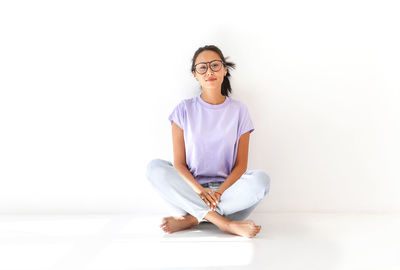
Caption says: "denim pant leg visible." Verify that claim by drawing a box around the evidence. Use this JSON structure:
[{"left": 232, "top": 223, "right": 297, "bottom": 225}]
[
  {"left": 224, "top": 201, "right": 261, "bottom": 221},
  {"left": 200, "top": 176, "right": 269, "bottom": 221},
  {"left": 146, "top": 158, "right": 223, "bottom": 223},
  {"left": 216, "top": 170, "right": 271, "bottom": 218}
]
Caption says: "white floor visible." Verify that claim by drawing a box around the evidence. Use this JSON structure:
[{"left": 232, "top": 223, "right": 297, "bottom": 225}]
[{"left": 0, "top": 212, "right": 399, "bottom": 270}]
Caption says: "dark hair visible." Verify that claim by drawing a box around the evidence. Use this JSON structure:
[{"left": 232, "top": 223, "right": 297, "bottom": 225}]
[{"left": 191, "top": 45, "right": 236, "bottom": 97}]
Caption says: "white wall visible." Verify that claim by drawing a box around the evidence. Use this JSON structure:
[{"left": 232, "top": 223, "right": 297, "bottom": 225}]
[{"left": 0, "top": 0, "right": 399, "bottom": 214}]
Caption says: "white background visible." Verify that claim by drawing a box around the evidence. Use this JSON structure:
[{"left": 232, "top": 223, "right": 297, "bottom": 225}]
[{"left": 0, "top": 0, "right": 399, "bottom": 214}]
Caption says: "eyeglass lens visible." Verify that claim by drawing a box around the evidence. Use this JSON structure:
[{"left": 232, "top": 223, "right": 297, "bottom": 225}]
[{"left": 195, "top": 60, "right": 223, "bottom": 74}]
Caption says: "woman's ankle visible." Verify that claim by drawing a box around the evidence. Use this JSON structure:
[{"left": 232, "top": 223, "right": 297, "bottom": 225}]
[
  {"left": 184, "top": 214, "right": 199, "bottom": 226},
  {"left": 204, "top": 211, "right": 232, "bottom": 232}
]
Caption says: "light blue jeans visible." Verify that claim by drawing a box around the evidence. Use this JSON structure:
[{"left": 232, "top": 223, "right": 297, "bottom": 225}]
[{"left": 146, "top": 159, "right": 271, "bottom": 224}]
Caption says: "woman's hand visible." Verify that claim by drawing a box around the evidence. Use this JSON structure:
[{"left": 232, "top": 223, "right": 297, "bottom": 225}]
[
  {"left": 198, "top": 188, "right": 219, "bottom": 211},
  {"left": 214, "top": 191, "right": 221, "bottom": 204}
]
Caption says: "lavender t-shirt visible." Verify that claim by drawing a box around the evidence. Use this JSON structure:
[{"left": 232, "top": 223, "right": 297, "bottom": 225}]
[{"left": 168, "top": 95, "right": 255, "bottom": 185}]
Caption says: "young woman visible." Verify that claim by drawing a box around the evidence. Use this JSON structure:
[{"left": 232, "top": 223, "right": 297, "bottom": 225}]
[{"left": 146, "top": 45, "right": 270, "bottom": 238}]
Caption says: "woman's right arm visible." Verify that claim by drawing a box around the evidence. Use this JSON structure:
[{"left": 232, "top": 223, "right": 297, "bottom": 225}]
[
  {"left": 171, "top": 121, "right": 203, "bottom": 194},
  {"left": 171, "top": 121, "right": 219, "bottom": 209}
]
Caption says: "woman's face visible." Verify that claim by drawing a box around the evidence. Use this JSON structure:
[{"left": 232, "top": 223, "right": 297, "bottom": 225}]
[{"left": 192, "top": 50, "right": 227, "bottom": 91}]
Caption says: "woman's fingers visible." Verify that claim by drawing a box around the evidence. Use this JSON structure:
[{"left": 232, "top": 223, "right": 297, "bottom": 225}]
[
  {"left": 199, "top": 194, "right": 209, "bottom": 206},
  {"left": 209, "top": 193, "right": 218, "bottom": 204},
  {"left": 199, "top": 189, "right": 219, "bottom": 210},
  {"left": 205, "top": 190, "right": 218, "bottom": 204},
  {"left": 201, "top": 193, "right": 212, "bottom": 209},
  {"left": 205, "top": 194, "right": 218, "bottom": 210},
  {"left": 204, "top": 193, "right": 213, "bottom": 207}
]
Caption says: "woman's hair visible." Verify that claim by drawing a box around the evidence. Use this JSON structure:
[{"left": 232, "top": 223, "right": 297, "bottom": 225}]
[{"left": 191, "top": 45, "right": 236, "bottom": 97}]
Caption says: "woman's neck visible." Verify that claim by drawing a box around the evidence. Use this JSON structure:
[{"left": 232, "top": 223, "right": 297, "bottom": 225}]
[{"left": 200, "top": 92, "right": 226, "bottom": 105}]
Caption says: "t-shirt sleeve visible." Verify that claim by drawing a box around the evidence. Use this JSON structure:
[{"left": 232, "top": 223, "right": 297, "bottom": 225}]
[
  {"left": 168, "top": 101, "right": 185, "bottom": 130},
  {"left": 238, "top": 104, "right": 255, "bottom": 138}
]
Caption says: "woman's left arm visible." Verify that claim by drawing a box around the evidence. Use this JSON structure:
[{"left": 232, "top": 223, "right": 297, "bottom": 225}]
[{"left": 216, "top": 131, "right": 251, "bottom": 195}]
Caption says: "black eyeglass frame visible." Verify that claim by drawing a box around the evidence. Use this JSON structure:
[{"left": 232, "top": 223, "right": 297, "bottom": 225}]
[{"left": 193, "top": 60, "right": 226, "bottom": 74}]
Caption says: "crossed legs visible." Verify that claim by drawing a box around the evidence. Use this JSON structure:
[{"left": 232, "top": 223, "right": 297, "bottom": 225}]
[{"left": 146, "top": 159, "right": 270, "bottom": 238}]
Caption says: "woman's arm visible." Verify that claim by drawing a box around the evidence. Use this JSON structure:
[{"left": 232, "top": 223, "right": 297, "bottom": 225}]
[
  {"left": 216, "top": 131, "right": 251, "bottom": 194},
  {"left": 171, "top": 121, "right": 204, "bottom": 194}
]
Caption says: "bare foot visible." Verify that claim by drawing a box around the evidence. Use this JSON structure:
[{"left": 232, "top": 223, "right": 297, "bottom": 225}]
[
  {"left": 160, "top": 215, "right": 198, "bottom": 234},
  {"left": 224, "top": 220, "right": 261, "bottom": 238}
]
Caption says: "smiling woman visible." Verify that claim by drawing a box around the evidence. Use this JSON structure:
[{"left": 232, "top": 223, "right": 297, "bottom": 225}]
[
  {"left": 145, "top": 45, "right": 271, "bottom": 238},
  {"left": 191, "top": 46, "right": 235, "bottom": 104}
]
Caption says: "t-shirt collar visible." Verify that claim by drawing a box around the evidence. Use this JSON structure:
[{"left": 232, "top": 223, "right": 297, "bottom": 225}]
[{"left": 197, "top": 95, "right": 230, "bottom": 109}]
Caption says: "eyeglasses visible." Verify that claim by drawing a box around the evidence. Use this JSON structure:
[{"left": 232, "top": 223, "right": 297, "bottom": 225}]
[{"left": 193, "top": 60, "right": 225, "bottom": 74}]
